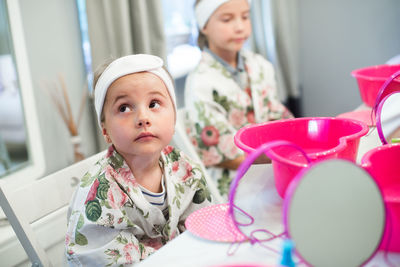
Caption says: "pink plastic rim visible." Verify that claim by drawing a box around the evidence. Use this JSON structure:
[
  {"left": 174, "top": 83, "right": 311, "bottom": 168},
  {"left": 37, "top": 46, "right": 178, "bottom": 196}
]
[
  {"left": 361, "top": 144, "right": 400, "bottom": 252},
  {"left": 234, "top": 117, "right": 368, "bottom": 168},
  {"left": 351, "top": 64, "right": 400, "bottom": 81},
  {"left": 351, "top": 64, "right": 400, "bottom": 107},
  {"left": 228, "top": 140, "right": 311, "bottom": 243},
  {"left": 373, "top": 70, "right": 400, "bottom": 145}
]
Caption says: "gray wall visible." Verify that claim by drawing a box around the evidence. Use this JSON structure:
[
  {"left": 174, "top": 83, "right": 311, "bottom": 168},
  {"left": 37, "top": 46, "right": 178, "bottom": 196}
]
[
  {"left": 19, "top": 0, "right": 98, "bottom": 174},
  {"left": 299, "top": 0, "right": 400, "bottom": 117}
]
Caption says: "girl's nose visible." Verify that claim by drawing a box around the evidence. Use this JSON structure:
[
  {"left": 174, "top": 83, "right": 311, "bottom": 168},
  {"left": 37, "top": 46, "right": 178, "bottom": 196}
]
[
  {"left": 136, "top": 107, "right": 151, "bottom": 128},
  {"left": 137, "top": 118, "right": 151, "bottom": 128},
  {"left": 234, "top": 18, "right": 245, "bottom": 31}
]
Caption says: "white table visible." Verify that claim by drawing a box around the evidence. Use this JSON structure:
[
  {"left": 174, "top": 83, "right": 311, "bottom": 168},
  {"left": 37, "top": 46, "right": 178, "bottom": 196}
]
[
  {"left": 138, "top": 162, "right": 400, "bottom": 267},
  {"left": 139, "top": 164, "right": 297, "bottom": 267}
]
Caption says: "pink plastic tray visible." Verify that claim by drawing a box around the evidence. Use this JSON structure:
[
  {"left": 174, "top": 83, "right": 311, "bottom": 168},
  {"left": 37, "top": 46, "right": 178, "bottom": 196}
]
[
  {"left": 185, "top": 203, "right": 247, "bottom": 243},
  {"left": 337, "top": 109, "right": 375, "bottom": 127}
]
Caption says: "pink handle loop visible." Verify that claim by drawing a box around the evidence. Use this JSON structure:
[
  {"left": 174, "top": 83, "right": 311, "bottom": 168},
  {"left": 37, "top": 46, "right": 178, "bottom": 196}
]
[
  {"left": 228, "top": 140, "right": 311, "bottom": 243},
  {"left": 373, "top": 70, "right": 400, "bottom": 144}
]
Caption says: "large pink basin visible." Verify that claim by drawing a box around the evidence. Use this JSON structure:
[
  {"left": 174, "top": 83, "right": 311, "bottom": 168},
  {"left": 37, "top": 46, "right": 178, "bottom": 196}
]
[
  {"left": 361, "top": 144, "right": 400, "bottom": 252},
  {"left": 234, "top": 117, "right": 369, "bottom": 197},
  {"left": 351, "top": 64, "right": 400, "bottom": 107}
]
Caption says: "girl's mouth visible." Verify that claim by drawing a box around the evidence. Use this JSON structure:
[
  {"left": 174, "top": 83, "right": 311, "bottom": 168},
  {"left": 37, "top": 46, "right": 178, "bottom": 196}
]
[{"left": 135, "top": 132, "right": 156, "bottom": 141}]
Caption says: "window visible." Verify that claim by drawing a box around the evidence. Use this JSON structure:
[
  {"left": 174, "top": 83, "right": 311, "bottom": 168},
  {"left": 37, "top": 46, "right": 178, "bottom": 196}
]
[
  {"left": 0, "top": 0, "right": 45, "bottom": 185},
  {"left": 162, "top": 0, "right": 201, "bottom": 79},
  {"left": 76, "top": 0, "right": 93, "bottom": 94}
]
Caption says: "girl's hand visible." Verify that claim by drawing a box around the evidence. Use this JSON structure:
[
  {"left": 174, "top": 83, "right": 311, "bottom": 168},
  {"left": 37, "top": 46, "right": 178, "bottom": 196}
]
[{"left": 216, "top": 154, "right": 271, "bottom": 170}]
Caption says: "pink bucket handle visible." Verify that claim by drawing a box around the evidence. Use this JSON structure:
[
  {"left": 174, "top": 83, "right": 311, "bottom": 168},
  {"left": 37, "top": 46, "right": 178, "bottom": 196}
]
[
  {"left": 373, "top": 70, "right": 400, "bottom": 144},
  {"left": 228, "top": 140, "right": 311, "bottom": 242}
]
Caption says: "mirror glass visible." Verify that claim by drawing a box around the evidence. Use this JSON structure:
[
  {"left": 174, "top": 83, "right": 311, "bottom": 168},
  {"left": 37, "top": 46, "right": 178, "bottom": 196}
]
[
  {"left": 0, "top": 0, "right": 28, "bottom": 177},
  {"left": 377, "top": 92, "right": 400, "bottom": 144},
  {"left": 284, "top": 159, "right": 385, "bottom": 267}
]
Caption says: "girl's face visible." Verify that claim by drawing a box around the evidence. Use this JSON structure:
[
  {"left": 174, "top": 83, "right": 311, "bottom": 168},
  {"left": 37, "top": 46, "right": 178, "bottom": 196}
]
[
  {"left": 101, "top": 72, "right": 175, "bottom": 161},
  {"left": 202, "top": 0, "right": 251, "bottom": 57}
]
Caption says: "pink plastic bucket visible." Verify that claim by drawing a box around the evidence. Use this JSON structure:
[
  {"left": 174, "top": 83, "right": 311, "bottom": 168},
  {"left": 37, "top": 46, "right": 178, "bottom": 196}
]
[
  {"left": 234, "top": 117, "right": 369, "bottom": 197},
  {"left": 351, "top": 64, "right": 400, "bottom": 107},
  {"left": 361, "top": 144, "right": 400, "bottom": 252}
]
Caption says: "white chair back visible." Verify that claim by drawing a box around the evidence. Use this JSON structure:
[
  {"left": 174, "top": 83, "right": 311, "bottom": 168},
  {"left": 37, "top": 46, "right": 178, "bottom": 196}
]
[{"left": 0, "top": 150, "right": 105, "bottom": 267}]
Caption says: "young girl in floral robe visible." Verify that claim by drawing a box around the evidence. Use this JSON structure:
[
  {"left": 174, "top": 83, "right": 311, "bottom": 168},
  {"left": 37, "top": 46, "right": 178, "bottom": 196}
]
[
  {"left": 65, "top": 54, "right": 213, "bottom": 266},
  {"left": 185, "top": 0, "right": 293, "bottom": 197}
]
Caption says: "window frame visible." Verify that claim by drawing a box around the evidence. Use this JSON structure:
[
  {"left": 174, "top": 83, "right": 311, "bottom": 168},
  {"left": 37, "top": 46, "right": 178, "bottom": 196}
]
[{"left": 0, "top": 0, "right": 45, "bottom": 191}]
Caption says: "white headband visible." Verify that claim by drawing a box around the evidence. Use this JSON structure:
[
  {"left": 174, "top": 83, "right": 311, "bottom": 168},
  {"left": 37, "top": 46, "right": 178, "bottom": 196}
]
[
  {"left": 195, "top": 0, "right": 251, "bottom": 30},
  {"left": 195, "top": 0, "right": 229, "bottom": 29},
  {"left": 94, "top": 54, "right": 176, "bottom": 127}
]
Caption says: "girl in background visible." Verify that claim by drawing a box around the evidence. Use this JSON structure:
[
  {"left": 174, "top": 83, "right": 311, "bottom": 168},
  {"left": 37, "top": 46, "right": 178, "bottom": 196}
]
[{"left": 184, "top": 0, "right": 293, "bottom": 198}]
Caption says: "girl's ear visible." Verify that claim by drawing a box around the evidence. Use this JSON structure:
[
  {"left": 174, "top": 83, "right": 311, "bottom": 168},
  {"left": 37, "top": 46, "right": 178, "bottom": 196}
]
[
  {"left": 200, "top": 26, "right": 208, "bottom": 35},
  {"left": 101, "top": 124, "right": 112, "bottom": 143}
]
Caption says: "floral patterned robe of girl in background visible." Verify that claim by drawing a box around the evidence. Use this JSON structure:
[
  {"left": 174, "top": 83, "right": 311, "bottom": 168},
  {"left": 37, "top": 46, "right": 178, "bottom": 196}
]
[
  {"left": 65, "top": 145, "right": 213, "bottom": 266},
  {"left": 184, "top": 49, "right": 293, "bottom": 198}
]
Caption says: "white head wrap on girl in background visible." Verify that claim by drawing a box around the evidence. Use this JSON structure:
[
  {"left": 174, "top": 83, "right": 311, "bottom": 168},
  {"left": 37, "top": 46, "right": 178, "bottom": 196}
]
[
  {"left": 94, "top": 54, "right": 176, "bottom": 127},
  {"left": 195, "top": 0, "right": 251, "bottom": 30},
  {"left": 195, "top": 0, "right": 229, "bottom": 29}
]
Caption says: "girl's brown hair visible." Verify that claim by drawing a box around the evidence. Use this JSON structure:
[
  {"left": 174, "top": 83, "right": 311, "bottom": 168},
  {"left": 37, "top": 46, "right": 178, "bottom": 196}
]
[
  {"left": 92, "top": 57, "right": 116, "bottom": 123},
  {"left": 195, "top": 0, "right": 208, "bottom": 50}
]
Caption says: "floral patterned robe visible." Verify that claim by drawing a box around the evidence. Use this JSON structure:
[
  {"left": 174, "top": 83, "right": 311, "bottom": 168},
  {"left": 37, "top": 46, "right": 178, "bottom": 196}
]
[
  {"left": 184, "top": 49, "right": 292, "bottom": 197},
  {"left": 65, "top": 145, "right": 213, "bottom": 266}
]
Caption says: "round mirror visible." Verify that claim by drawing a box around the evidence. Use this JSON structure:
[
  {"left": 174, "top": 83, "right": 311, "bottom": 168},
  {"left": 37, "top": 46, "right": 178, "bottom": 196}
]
[
  {"left": 283, "top": 159, "right": 385, "bottom": 267},
  {"left": 376, "top": 91, "right": 400, "bottom": 144}
]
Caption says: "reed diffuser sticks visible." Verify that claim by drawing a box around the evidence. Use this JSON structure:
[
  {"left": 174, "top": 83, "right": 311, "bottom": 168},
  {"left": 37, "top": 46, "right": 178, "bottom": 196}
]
[{"left": 44, "top": 74, "right": 87, "bottom": 162}]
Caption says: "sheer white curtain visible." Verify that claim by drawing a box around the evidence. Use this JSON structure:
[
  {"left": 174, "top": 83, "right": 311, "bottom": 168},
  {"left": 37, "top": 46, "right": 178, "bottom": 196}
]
[
  {"left": 86, "top": 0, "right": 167, "bottom": 70},
  {"left": 250, "top": 0, "right": 301, "bottom": 116}
]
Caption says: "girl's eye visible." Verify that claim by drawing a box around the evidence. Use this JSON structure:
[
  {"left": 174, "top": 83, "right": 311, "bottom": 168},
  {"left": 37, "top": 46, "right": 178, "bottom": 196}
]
[
  {"left": 119, "top": 105, "right": 132, "bottom": 113},
  {"left": 149, "top": 100, "right": 161, "bottom": 109},
  {"left": 220, "top": 16, "right": 231, "bottom": 22}
]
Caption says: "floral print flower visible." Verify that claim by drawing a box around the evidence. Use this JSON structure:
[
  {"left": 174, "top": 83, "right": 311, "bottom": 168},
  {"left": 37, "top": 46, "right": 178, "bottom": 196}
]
[
  {"left": 123, "top": 243, "right": 137, "bottom": 264},
  {"left": 229, "top": 108, "right": 246, "bottom": 128},
  {"left": 141, "top": 238, "right": 163, "bottom": 250},
  {"left": 172, "top": 159, "right": 193, "bottom": 182},
  {"left": 201, "top": 125, "right": 219, "bottom": 146},
  {"left": 104, "top": 165, "right": 118, "bottom": 182},
  {"left": 85, "top": 179, "right": 99, "bottom": 204},
  {"left": 191, "top": 137, "right": 198, "bottom": 147},
  {"left": 107, "top": 182, "right": 128, "bottom": 209},
  {"left": 246, "top": 110, "right": 255, "bottom": 123},
  {"left": 218, "top": 134, "right": 241, "bottom": 160},
  {"left": 163, "top": 145, "right": 173, "bottom": 155},
  {"left": 202, "top": 147, "right": 223, "bottom": 166},
  {"left": 116, "top": 167, "right": 138, "bottom": 191},
  {"left": 245, "top": 87, "right": 252, "bottom": 98}
]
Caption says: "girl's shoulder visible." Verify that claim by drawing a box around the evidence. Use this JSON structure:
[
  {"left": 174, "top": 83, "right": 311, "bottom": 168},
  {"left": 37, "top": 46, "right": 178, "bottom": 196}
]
[
  {"left": 242, "top": 49, "right": 273, "bottom": 67},
  {"left": 242, "top": 50, "right": 275, "bottom": 77},
  {"left": 78, "top": 154, "right": 108, "bottom": 189}
]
